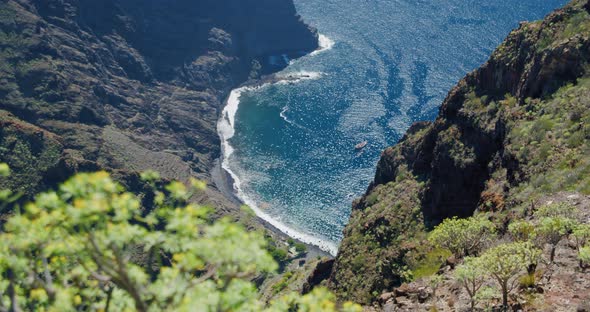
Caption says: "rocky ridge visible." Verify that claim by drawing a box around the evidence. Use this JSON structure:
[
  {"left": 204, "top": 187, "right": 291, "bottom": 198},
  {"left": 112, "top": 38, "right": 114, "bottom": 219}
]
[
  {"left": 0, "top": 0, "right": 317, "bottom": 218},
  {"left": 328, "top": 0, "right": 590, "bottom": 308}
]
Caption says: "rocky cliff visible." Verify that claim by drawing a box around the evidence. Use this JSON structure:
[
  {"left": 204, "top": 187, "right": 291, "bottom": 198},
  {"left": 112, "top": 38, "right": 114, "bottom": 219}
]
[
  {"left": 0, "top": 0, "right": 317, "bottom": 214},
  {"left": 330, "top": 0, "right": 590, "bottom": 305}
]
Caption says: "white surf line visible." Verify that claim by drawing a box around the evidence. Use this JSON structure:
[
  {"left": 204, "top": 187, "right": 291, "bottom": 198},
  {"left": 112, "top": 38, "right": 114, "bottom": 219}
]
[
  {"left": 310, "top": 33, "right": 335, "bottom": 56},
  {"left": 279, "top": 105, "right": 307, "bottom": 131},
  {"left": 216, "top": 34, "right": 339, "bottom": 256},
  {"left": 276, "top": 70, "right": 323, "bottom": 84},
  {"left": 279, "top": 105, "right": 292, "bottom": 124},
  {"left": 279, "top": 101, "right": 312, "bottom": 132},
  {"left": 218, "top": 86, "right": 338, "bottom": 256},
  {"left": 287, "top": 33, "right": 334, "bottom": 66},
  {"left": 277, "top": 72, "right": 321, "bottom": 131}
]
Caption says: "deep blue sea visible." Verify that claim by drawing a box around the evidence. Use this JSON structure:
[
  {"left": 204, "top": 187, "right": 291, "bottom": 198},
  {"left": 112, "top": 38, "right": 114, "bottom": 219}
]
[{"left": 220, "top": 0, "right": 568, "bottom": 255}]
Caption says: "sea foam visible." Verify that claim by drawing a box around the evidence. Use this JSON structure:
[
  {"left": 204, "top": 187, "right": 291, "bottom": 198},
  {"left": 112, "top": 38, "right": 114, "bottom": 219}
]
[
  {"left": 218, "top": 84, "right": 338, "bottom": 256},
  {"left": 217, "top": 34, "right": 339, "bottom": 256},
  {"left": 310, "top": 33, "right": 335, "bottom": 56}
]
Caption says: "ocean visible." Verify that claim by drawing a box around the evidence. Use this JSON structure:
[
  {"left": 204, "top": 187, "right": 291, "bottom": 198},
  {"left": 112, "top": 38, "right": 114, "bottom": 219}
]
[{"left": 218, "top": 0, "right": 569, "bottom": 255}]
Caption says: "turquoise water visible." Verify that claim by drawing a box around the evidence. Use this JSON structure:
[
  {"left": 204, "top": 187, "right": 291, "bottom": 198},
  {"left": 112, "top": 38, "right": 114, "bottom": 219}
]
[{"left": 224, "top": 0, "right": 568, "bottom": 254}]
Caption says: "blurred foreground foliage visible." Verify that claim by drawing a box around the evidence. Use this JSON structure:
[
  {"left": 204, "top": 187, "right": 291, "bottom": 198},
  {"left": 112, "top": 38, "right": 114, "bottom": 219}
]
[{"left": 0, "top": 166, "right": 360, "bottom": 312}]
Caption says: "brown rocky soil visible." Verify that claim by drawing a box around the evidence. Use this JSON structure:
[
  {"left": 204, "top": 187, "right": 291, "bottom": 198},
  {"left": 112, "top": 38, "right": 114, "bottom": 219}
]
[{"left": 370, "top": 193, "right": 590, "bottom": 312}]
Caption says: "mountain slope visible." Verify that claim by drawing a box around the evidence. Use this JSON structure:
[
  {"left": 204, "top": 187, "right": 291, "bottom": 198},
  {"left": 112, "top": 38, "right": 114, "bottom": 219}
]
[
  {"left": 330, "top": 0, "right": 590, "bottom": 304},
  {"left": 0, "top": 0, "right": 317, "bottom": 214}
]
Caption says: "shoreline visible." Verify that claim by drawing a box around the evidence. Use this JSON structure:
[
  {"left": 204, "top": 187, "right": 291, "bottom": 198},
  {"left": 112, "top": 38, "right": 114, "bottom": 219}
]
[
  {"left": 211, "top": 159, "right": 331, "bottom": 259},
  {"left": 212, "top": 34, "right": 338, "bottom": 257},
  {"left": 215, "top": 78, "right": 339, "bottom": 256}
]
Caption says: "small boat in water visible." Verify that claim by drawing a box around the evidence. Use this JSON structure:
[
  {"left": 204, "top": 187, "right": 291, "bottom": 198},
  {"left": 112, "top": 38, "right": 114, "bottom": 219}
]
[{"left": 355, "top": 141, "right": 368, "bottom": 150}]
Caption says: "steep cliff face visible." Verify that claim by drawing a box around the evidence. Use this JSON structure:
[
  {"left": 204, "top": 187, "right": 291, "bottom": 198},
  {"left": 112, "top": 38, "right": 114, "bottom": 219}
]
[
  {"left": 0, "top": 0, "right": 317, "bottom": 203},
  {"left": 331, "top": 0, "right": 590, "bottom": 304}
]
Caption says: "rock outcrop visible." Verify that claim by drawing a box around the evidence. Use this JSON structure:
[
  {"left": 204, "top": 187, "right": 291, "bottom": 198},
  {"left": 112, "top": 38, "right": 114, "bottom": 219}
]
[
  {"left": 0, "top": 0, "right": 317, "bottom": 211},
  {"left": 302, "top": 258, "right": 335, "bottom": 294},
  {"left": 330, "top": 0, "right": 590, "bottom": 305}
]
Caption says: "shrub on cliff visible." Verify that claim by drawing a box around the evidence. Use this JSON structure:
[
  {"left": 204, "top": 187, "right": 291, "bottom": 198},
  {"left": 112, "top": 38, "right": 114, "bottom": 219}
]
[
  {"left": 0, "top": 165, "right": 360, "bottom": 312},
  {"left": 428, "top": 216, "right": 496, "bottom": 258},
  {"left": 0, "top": 162, "right": 19, "bottom": 213},
  {"left": 573, "top": 224, "right": 590, "bottom": 251},
  {"left": 579, "top": 247, "right": 590, "bottom": 271},
  {"left": 529, "top": 202, "right": 579, "bottom": 263},
  {"left": 454, "top": 257, "right": 487, "bottom": 310},
  {"left": 535, "top": 202, "right": 579, "bottom": 220},
  {"left": 508, "top": 220, "right": 537, "bottom": 242},
  {"left": 294, "top": 243, "right": 307, "bottom": 254},
  {"left": 0, "top": 163, "right": 9, "bottom": 176},
  {"left": 270, "top": 247, "right": 289, "bottom": 263},
  {"left": 536, "top": 216, "right": 576, "bottom": 263},
  {"left": 480, "top": 242, "right": 541, "bottom": 309}
]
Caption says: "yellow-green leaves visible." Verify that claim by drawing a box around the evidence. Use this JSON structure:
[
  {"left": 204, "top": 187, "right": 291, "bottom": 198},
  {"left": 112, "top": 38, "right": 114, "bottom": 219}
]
[
  {"left": 573, "top": 224, "right": 590, "bottom": 250},
  {"left": 140, "top": 170, "right": 160, "bottom": 182},
  {"left": 579, "top": 246, "right": 590, "bottom": 269},
  {"left": 267, "top": 287, "right": 361, "bottom": 312},
  {"left": 454, "top": 257, "right": 486, "bottom": 309},
  {"left": 536, "top": 202, "right": 579, "bottom": 219},
  {"left": 60, "top": 171, "right": 119, "bottom": 200},
  {"left": 30, "top": 288, "right": 49, "bottom": 303},
  {"left": 0, "top": 189, "right": 13, "bottom": 203},
  {"left": 480, "top": 242, "right": 540, "bottom": 279},
  {"left": 0, "top": 163, "right": 15, "bottom": 205},
  {"left": 479, "top": 242, "right": 541, "bottom": 308},
  {"left": 111, "top": 192, "right": 140, "bottom": 222},
  {"left": 166, "top": 181, "right": 189, "bottom": 200},
  {"left": 537, "top": 216, "right": 576, "bottom": 262},
  {"left": 190, "top": 178, "right": 207, "bottom": 191},
  {"left": 538, "top": 216, "right": 575, "bottom": 238},
  {"left": 508, "top": 220, "right": 536, "bottom": 242},
  {"left": 0, "top": 171, "right": 359, "bottom": 311},
  {"left": 0, "top": 163, "right": 9, "bottom": 177},
  {"left": 428, "top": 215, "right": 496, "bottom": 258}
]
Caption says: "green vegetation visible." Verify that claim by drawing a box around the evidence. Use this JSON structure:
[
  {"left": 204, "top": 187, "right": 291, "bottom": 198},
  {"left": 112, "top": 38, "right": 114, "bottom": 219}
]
[
  {"left": 480, "top": 242, "right": 540, "bottom": 309},
  {"left": 408, "top": 248, "right": 451, "bottom": 279},
  {"left": 271, "top": 272, "right": 293, "bottom": 294},
  {"left": 294, "top": 243, "right": 307, "bottom": 254},
  {"left": 474, "top": 286, "right": 500, "bottom": 311},
  {"left": 535, "top": 202, "right": 578, "bottom": 219},
  {"left": 579, "top": 247, "right": 590, "bottom": 271},
  {"left": 0, "top": 163, "right": 9, "bottom": 176},
  {"left": 0, "top": 112, "right": 63, "bottom": 199},
  {"left": 508, "top": 78, "right": 590, "bottom": 198},
  {"left": 450, "top": 241, "right": 541, "bottom": 310},
  {"left": 437, "top": 125, "right": 476, "bottom": 170},
  {"left": 428, "top": 216, "right": 496, "bottom": 258},
  {"left": 518, "top": 271, "right": 536, "bottom": 289},
  {"left": 573, "top": 224, "right": 590, "bottom": 250},
  {"left": 537, "top": 216, "right": 575, "bottom": 263},
  {"left": 285, "top": 239, "right": 307, "bottom": 255},
  {"left": 329, "top": 171, "right": 426, "bottom": 304},
  {"left": 574, "top": 223, "right": 590, "bottom": 270},
  {"left": 454, "top": 257, "right": 486, "bottom": 310},
  {"left": 0, "top": 166, "right": 361, "bottom": 312},
  {"left": 537, "top": 10, "right": 590, "bottom": 51},
  {"left": 531, "top": 203, "right": 579, "bottom": 263},
  {"left": 270, "top": 248, "right": 289, "bottom": 263},
  {"left": 508, "top": 220, "right": 536, "bottom": 242},
  {"left": 332, "top": 1, "right": 590, "bottom": 308},
  {"left": 267, "top": 239, "right": 289, "bottom": 263},
  {"left": 429, "top": 274, "right": 444, "bottom": 297},
  {"left": 445, "top": 200, "right": 589, "bottom": 310}
]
